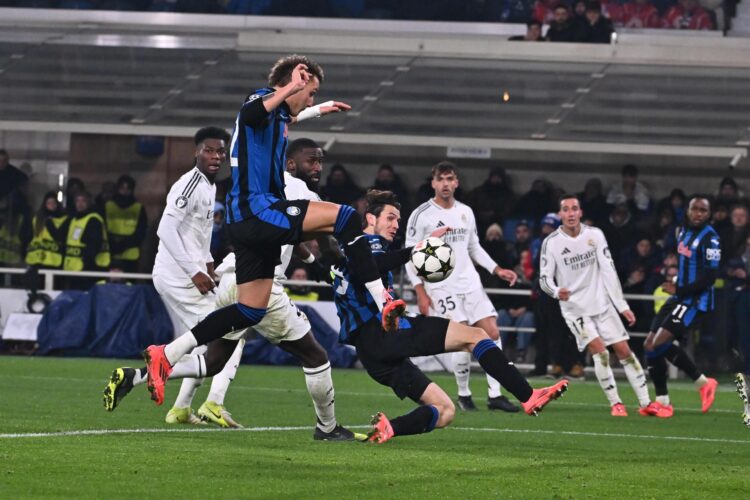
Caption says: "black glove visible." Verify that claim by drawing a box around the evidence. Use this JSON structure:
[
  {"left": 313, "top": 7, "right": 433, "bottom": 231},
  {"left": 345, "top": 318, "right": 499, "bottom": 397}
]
[{"left": 309, "top": 259, "right": 334, "bottom": 285}]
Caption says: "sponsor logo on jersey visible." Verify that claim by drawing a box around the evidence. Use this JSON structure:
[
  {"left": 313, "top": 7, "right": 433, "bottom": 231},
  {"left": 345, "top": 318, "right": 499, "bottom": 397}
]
[
  {"left": 286, "top": 206, "right": 301, "bottom": 216},
  {"left": 706, "top": 248, "right": 721, "bottom": 261},
  {"left": 562, "top": 247, "right": 571, "bottom": 255},
  {"left": 175, "top": 195, "right": 188, "bottom": 209},
  {"left": 436, "top": 220, "right": 445, "bottom": 227}
]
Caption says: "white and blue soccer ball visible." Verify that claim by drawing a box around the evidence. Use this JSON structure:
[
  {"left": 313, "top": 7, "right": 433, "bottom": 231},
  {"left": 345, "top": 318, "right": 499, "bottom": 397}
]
[{"left": 410, "top": 237, "right": 455, "bottom": 283}]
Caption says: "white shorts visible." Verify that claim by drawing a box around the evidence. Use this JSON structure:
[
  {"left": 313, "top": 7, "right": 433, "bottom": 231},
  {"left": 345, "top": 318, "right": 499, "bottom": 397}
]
[
  {"left": 153, "top": 273, "right": 216, "bottom": 332},
  {"left": 215, "top": 271, "right": 310, "bottom": 344},
  {"left": 563, "top": 305, "right": 629, "bottom": 352},
  {"left": 428, "top": 287, "right": 497, "bottom": 325}
]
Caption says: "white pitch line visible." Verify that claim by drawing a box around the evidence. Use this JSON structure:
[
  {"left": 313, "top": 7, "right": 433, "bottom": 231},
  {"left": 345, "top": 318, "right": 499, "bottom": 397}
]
[{"left": 2, "top": 425, "right": 749, "bottom": 445}]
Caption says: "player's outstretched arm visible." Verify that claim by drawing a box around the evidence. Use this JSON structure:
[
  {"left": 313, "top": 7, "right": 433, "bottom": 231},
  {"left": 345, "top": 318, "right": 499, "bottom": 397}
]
[{"left": 293, "top": 101, "right": 351, "bottom": 124}]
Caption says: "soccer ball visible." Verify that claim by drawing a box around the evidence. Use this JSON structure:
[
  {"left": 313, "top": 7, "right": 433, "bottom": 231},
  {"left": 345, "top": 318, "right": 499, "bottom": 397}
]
[{"left": 410, "top": 237, "right": 455, "bottom": 283}]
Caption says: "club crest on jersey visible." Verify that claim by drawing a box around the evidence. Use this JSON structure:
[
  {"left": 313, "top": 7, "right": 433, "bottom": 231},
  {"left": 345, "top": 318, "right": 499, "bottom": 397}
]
[
  {"left": 175, "top": 196, "right": 188, "bottom": 209},
  {"left": 588, "top": 239, "right": 595, "bottom": 247},
  {"left": 286, "top": 206, "right": 301, "bottom": 216}
]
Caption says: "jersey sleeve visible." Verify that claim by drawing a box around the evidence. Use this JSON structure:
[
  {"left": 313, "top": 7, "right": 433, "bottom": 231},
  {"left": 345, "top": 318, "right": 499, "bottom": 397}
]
[
  {"left": 466, "top": 209, "right": 498, "bottom": 274},
  {"left": 239, "top": 90, "right": 271, "bottom": 128},
  {"left": 594, "top": 228, "right": 629, "bottom": 313},
  {"left": 162, "top": 176, "right": 194, "bottom": 221},
  {"left": 157, "top": 177, "right": 202, "bottom": 278},
  {"left": 404, "top": 206, "right": 428, "bottom": 286},
  {"left": 538, "top": 234, "right": 560, "bottom": 299},
  {"left": 704, "top": 232, "right": 721, "bottom": 270}
]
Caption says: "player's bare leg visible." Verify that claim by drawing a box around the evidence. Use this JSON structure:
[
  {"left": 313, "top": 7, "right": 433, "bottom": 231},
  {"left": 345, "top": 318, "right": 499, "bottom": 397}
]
[{"left": 444, "top": 321, "right": 567, "bottom": 416}]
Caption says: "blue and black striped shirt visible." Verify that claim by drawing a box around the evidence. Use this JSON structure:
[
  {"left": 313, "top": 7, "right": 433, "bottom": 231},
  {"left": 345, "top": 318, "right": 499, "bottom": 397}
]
[
  {"left": 672, "top": 224, "right": 721, "bottom": 312},
  {"left": 226, "top": 87, "right": 290, "bottom": 224},
  {"left": 332, "top": 234, "right": 411, "bottom": 342}
]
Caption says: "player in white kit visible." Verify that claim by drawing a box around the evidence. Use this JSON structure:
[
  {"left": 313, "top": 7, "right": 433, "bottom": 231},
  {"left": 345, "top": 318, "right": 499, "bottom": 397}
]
[
  {"left": 539, "top": 194, "right": 657, "bottom": 417},
  {"left": 103, "top": 127, "right": 245, "bottom": 426},
  {"left": 405, "top": 161, "right": 520, "bottom": 413},
  {"left": 103, "top": 137, "right": 360, "bottom": 440}
]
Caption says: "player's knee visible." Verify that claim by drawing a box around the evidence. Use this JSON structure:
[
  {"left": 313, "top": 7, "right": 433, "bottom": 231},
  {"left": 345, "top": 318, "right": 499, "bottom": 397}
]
[
  {"left": 596, "top": 350, "right": 610, "bottom": 367},
  {"left": 332, "top": 204, "right": 362, "bottom": 243},
  {"left": 466, "top": 326, "right": 490, "bottom": 351},
  {"left": 301, "top": 345, "right": 329, "bottom": 368},
  {"left": 436, "top": 400, "right": 456, "bottom": 428}
]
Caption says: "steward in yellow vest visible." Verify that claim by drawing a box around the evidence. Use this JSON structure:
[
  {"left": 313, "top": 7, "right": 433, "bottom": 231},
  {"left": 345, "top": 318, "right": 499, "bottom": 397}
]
[
  {"left": 26, "top": 192, "right": 68, "bottom": 269},
  {"left": 104, "top": 175, "right": 147, "bottom": 273},
  {"left": 64, "top": 192, "right": 110, "bottom": 273},
  {"left": 284, "top": 266, "right": 320, "bottom": 302}
]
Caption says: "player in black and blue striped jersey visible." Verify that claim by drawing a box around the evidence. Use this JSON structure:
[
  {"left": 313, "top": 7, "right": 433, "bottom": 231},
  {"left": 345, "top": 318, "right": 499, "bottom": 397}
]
[
  {"left": 332, "top": 190, "right": 569, "bottom": 443},
  {"left": 643, "top": 196, "right": 721, "bottom": 418},
  {"left": 141, "top": 55, "right": 407, "bottom": 407}
]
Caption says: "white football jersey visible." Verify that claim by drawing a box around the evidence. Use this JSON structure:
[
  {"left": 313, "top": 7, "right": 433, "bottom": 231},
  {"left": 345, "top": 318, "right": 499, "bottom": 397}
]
[
  {"left": 153, "top": 167, "right": 215, "bottom": 281},
  {"left": 405, "top": 199, "right": 497, "bottom": 293},
  {"left": 539, "top": 224, "right": 629, "bottom": 318},
  {"left": 272, "top": 172, "right": 321, "bottom": 292}
]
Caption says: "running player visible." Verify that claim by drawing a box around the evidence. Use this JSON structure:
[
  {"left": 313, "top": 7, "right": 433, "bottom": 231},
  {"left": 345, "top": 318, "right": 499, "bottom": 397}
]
[
  {"left": 103, "top": 138, "right": 360, "bottom": 440},
  {"left": 142, "top": 55, "right": 406, "bottom": 407},
  {"left": 333, "top": 190, "right": 568, "bottom": 444},
  {"left": 405, "top": 161, "right": 519, "bottom": 413},
  {"left": 102, "top": 126, "right": 246, "bottom": 426},
  {"left": 539, "top": 194, "right": 654, "bottom": 417},
  {"left": 642, "top": 195, "right": 720, "bottom": 418}
]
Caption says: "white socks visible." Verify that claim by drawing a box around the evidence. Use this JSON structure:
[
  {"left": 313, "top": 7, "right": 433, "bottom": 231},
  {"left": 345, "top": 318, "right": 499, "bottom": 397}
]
[
  {"left": 620, "top": 354, "right": 651, "bottom": 407},
  {"left": 303, "top": 362, "right": 336, "bottom": 433},
  {"left": 486, "top": 339, "right": 504, "bottom": 399},
  {"left": 207, "top": 339, "right": 246, "bottom": 406},
  {"left": 656, "top": 395, "right": 671, "bottom": 406},
  {"left": 164, "top": 332, "right": 199, "bottom": 366},
  {"left": 593, "top": 350, "right": 621, "bottom": 406},
  {"left": 454, "top": 351, "right": 472, "bottom": 397},
  {"left": 170, "top": 350, "right": 207, "bottom": 379},
  {"left": 694, "top": 374, "right": 708, "bottom": 389},
  {"left": 172, "top": 345, "right": 208, "bottom": 409}
]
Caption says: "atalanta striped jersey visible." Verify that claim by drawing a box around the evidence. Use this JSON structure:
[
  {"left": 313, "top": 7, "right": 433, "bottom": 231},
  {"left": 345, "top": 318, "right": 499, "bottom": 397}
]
[
  {"left": 226, "top": 87, "right": 290, "bottom": 224},
  {"left": 672, "top": 224, "right": 721, "bottom": 312},
  {"left": 332, "top": 234, "right": 410, "bottom": 342}
]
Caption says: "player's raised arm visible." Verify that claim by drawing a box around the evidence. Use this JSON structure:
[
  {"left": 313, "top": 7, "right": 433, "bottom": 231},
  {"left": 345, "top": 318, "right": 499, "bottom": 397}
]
[{"left": 293, "top": 100, "right": 352, "bottom": 124}]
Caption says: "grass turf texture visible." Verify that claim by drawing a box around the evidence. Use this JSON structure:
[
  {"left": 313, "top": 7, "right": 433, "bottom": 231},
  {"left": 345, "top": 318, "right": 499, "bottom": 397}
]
[{"left": 1, "top": 356, "right": 749, "bottom": 498}]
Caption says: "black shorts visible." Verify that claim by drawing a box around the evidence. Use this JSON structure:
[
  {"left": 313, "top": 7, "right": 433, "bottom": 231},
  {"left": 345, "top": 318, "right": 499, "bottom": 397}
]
[
  {"left": 350, "top": 315, "right": 450, "bottom": 403},
  {"left": 228, "top": 199, "right": 310, "bottom": 284},
  {"left": 650, "top": 302, "right": 705, "bottom": 339}
]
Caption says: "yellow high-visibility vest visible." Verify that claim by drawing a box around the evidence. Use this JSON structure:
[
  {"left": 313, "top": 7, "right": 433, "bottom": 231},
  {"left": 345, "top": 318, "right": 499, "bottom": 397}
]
[
  {"left": 105, "top": 200, "right": 143, "bottom": 261},
  {"left": 26, "top": 215, "right": 68, "bottom": 268},
  {"left": 64, "top": 212, "right": 110, "bottom": 271},
  {"left": 0, "top": 214, "right": 23, "bottom": 266}
]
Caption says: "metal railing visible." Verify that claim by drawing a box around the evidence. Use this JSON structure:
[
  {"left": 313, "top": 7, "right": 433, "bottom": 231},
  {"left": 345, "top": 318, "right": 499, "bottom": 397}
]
[{"left": 0, "top": 265, "right": 664, "bottom": 339}]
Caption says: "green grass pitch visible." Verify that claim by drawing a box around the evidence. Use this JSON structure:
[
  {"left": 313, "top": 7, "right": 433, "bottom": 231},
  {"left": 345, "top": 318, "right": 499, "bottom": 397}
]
[{"left": 1, "top": 356, "right": 749, "bottom": 498}]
